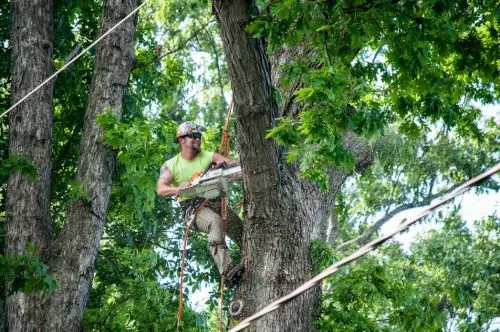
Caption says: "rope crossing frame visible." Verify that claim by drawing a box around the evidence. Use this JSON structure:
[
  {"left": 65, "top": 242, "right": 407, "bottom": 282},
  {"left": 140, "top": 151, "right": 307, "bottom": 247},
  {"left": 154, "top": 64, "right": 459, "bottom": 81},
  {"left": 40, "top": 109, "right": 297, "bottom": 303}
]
[
  {"left": 0, "top": 0, "right": 150, "bottom": 119},
  {"left": 229, "top": 163, "right": 500, "bottom": 332}
]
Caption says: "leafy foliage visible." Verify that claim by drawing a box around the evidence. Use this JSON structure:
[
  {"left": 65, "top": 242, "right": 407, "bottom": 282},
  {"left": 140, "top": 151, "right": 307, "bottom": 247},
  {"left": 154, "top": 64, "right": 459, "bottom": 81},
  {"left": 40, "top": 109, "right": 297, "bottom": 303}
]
[
  {"left": 84, "top": 247, "right": 203, "bottom": 331},
  {"left": 334, "top": 121, "right": 498, "bottom": 247},
  {"left": 254, "top": 0, "right": 498, "bottom": 184},
  {"left": 0, "top": 156, "right": 38, "bottom": 182},
  {"left": 317, "top": 213, "right": 499, "bottom": 331},
  {"left": 0, "top": 244, "right": 58, "bottom": 297}
]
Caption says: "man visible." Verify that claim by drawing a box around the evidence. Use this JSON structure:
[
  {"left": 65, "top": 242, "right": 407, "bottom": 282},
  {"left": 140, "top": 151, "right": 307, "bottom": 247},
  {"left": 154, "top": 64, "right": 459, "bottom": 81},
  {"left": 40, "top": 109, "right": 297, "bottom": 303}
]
[{"left": 157, "top": 121, "right": 245, "bottom": 286}]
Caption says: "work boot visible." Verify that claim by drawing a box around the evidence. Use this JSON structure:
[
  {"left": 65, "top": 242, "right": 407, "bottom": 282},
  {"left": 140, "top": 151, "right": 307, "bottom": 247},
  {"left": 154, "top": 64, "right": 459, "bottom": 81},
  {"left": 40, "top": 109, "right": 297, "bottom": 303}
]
[{"left": 223, "top": 264, "right": 245, "bottom": 288}]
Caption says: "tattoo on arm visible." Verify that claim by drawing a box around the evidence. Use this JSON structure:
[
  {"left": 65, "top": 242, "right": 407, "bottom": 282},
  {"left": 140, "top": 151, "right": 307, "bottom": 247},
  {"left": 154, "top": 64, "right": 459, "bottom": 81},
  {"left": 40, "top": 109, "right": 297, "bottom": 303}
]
[{"left": 159, "top": 164, "right": 173, "bottom": 183}]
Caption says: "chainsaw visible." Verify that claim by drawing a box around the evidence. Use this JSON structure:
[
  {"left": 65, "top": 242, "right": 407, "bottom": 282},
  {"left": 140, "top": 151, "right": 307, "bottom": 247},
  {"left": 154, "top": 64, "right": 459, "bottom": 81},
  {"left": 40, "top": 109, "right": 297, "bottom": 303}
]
[{"left": 178, "top": 164, "right": 243, "bottom": 199}]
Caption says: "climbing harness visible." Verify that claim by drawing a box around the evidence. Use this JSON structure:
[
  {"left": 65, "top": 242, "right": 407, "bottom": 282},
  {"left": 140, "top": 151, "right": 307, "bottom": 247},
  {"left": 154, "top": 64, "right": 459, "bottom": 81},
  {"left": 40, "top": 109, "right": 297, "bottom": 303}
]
[{"left": 179, "top": 197, "right": 206, "bottom": 226}]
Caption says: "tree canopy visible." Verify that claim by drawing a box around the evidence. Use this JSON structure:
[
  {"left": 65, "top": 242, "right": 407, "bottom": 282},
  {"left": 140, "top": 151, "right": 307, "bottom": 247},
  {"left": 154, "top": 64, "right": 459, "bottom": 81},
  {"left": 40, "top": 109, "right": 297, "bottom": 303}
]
[{"left": 0, "top": 0, "right": 498, "bottom": 330}]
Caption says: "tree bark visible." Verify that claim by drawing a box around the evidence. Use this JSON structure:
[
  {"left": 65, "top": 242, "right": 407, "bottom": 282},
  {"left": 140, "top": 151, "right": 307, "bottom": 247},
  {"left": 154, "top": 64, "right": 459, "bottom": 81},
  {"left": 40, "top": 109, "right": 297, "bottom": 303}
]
[
  {"left": 212, "top": 0, "right": 326, "bottom": 330},
  {"left": 213, "top": 0, "right": 372, "bottom": 330},
  {"left": 42, "top": 0, "right": 138, "bottom": 330},
  {"left": 5, "top": 0, "right": 53, "bottom": 330}
]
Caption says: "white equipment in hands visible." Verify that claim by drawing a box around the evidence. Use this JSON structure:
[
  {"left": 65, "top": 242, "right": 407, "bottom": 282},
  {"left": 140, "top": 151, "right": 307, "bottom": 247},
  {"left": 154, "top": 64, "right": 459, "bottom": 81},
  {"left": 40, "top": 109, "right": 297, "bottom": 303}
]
[{"left": 179, "top": 165, "right": 243, "bottom": 199}]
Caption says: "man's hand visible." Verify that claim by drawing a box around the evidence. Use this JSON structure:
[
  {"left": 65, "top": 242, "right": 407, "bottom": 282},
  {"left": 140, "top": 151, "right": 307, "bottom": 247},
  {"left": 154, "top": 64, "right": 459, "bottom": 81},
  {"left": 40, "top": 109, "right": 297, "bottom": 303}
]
[
  {"left": 216, "top": 160, "right": 238, "bottom": 169},
  {"left": 212, "top": 152, "right": 238, "bottom": 168},
  {"left": 176, "top": 182, "right": 191, "bottom": 196},
  {"left": 224, "top": 160, "right": 238, "bottom": 167}
]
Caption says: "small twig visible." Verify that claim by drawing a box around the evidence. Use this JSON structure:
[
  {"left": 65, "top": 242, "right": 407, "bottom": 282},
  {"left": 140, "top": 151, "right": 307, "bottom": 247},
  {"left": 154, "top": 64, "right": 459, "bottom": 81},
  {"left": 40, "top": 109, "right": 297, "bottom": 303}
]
[{"left": 64, "top": 43, "right": 83, "bottom": 64}]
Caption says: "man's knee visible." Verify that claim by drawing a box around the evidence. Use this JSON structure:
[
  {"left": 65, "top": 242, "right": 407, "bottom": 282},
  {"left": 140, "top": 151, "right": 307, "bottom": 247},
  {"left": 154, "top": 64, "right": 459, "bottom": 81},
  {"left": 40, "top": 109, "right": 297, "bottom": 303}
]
[
  {"left": 195, "top": 207, "right": 221, "bottom": 232},
  {"left": 209, "top": 240, "right": 228, "bottom": 254}
]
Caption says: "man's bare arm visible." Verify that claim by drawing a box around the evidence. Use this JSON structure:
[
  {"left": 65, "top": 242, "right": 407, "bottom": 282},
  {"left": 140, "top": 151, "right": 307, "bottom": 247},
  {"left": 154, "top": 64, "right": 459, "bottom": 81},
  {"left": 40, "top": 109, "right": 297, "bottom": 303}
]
[{"left": 156, "top": 166, "right": 180, "bottom": 197}]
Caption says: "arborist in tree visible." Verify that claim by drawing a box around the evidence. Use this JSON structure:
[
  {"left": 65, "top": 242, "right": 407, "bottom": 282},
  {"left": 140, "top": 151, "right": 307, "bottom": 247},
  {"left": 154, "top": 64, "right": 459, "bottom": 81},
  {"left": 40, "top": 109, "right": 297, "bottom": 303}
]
[{"left": 157, "top": 121, "right": 245, "bottom": 287}]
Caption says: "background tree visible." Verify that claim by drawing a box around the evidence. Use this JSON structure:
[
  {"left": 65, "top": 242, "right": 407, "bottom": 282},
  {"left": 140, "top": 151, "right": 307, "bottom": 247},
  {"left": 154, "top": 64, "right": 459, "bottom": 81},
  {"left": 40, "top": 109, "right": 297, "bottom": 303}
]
[
  {"left": 333, "top": 121, "right": 499, "bottom": 251},
  {"left": 316, "top": 212, "right": 499, "bottom": 331},
  {"left": 2, "top": 0, "right": 140, "bottom": 330},
  {"left": 2, "top": 0, "right": 230, "bottom": 330},
  {"left": 0, "top": 0, "right": 11, "bottom": 327},
  {"left": 5, "top": 0, "right": 54, "bottom": 329}
]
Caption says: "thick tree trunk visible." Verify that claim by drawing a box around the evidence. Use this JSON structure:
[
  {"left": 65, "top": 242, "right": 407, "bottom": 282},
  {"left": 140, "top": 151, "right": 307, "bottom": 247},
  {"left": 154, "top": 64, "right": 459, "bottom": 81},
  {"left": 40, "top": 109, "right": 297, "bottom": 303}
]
[
  {"left": 5, "top": 0, "right": 53, "bottom": 330},
  {"left": 213, "top": 1, "right": 323, "bottom": 330},
  {"left": 43, "top": 1, "right": 137, "bottom": 330},
  {"left": 213, "top": 0, "right": 372, "bottom": 331}
]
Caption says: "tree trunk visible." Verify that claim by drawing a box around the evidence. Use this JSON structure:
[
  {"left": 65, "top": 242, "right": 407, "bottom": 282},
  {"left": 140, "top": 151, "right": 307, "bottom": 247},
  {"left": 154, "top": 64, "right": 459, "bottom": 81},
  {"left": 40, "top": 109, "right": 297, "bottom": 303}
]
[
  {"left": 213, "top": 0, "right": 372, "bottom": 330},
  {"left": 5, "top": 0, "right": 53, "bottom": 330},
  {"left": 213, "top": 0, "right": 325, "bottom": 330},
  {"left": 42, "top": 0, "right": 137, "bottom": 330}
]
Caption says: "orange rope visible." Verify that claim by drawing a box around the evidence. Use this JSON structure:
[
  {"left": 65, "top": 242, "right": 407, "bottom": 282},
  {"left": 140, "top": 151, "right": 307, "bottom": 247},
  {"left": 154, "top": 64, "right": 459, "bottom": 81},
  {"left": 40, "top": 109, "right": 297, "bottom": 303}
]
[
  {"left": 177, "top": 198, "right": 209, "bottom": 331},
  {"left": 219, "top": 100, "right": 233, "bottom": 233},
  {"left": 220, "top": 100, "right": 233, "bottom": 229},
  {"left": 231, "top": 199, "right": 244, "bottom": 210},
  {"left": 219, "top": 101, "right": 233, "bottom": 158}
]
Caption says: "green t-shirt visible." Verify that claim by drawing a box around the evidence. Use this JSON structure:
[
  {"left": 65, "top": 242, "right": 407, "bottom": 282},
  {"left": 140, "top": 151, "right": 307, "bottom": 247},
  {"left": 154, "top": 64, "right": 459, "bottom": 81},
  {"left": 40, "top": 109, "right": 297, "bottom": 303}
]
[{"left": 163, "top": 150, "right": 214, "bottom": 201}]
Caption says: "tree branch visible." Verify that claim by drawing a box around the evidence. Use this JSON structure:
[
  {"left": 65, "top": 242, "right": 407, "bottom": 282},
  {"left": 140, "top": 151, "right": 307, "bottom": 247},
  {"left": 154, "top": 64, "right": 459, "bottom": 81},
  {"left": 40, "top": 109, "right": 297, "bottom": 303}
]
[
  {"left": 98, "top": 249, "right": 124, "bottom": 280},
  {"left": 63, "top": 43, "right": 83, "bottom": 64},
  {"left": 385, "top": 169, "right": 403, "bottom": 214},
  {"left": 336, "top": 181, "right": 462, "bottom": 251},
  {"left": 52, "top": 122, "right": 82, "bottom": 175},
  {"left": 156, "top": 20, "right": 215, "bottom": 59},
  {"left": 134, "top": 20, "right": 215, "bottom": 70},
  {"left": 99, "top": 294, "right": 132, "bottom": 330},
  {"left": 204, "top": 26, "right": 227, "bottom": 123}
]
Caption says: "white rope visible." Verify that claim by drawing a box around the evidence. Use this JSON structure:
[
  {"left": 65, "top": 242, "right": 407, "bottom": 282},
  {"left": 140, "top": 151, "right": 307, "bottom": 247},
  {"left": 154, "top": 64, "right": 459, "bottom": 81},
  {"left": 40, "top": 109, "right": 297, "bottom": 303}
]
[
  {"left": 0, "top": 0, "right": 150, "bottom": 119},
  {"left": 229, "top": 163, "right": 500, "bottom": 332}
]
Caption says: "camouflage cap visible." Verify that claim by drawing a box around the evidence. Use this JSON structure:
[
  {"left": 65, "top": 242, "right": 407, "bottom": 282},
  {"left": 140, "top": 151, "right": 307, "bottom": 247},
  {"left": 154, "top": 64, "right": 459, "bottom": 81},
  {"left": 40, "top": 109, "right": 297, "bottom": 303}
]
[{"left": 175, "top": 121, "right": 202, "bottom": 142}]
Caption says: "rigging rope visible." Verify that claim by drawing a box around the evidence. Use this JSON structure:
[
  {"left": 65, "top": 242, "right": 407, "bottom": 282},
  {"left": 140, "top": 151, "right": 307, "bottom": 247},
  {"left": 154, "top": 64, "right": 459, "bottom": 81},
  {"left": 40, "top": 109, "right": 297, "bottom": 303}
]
[
  {"left": 219, "top": 100, "right": 234, "bottom": 232},
  {"left": 229, "top": 163, "right": 500, "bottom": 332},
  {"left": 219, "top": 101, "right": 234, "bottom": 158},
  {"left": 0, "top": 0, "right": 150, "bottom": 119},
  {"left": 176, "top": 198, "right": 210, "bottom": 332}
]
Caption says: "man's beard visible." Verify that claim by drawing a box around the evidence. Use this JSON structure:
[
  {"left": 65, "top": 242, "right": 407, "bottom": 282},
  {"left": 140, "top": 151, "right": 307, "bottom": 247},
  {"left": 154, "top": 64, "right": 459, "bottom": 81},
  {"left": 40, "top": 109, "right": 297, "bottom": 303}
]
[{"left": 191, "top": 145, "right": 201, "bottom": 153}]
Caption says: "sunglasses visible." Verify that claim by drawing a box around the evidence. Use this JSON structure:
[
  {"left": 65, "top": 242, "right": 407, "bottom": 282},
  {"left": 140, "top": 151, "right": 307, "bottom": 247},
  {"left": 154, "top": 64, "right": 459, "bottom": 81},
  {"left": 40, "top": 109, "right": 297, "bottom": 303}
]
[{"left": 182, "top": 132, "right": 202, "bottom": 140}]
